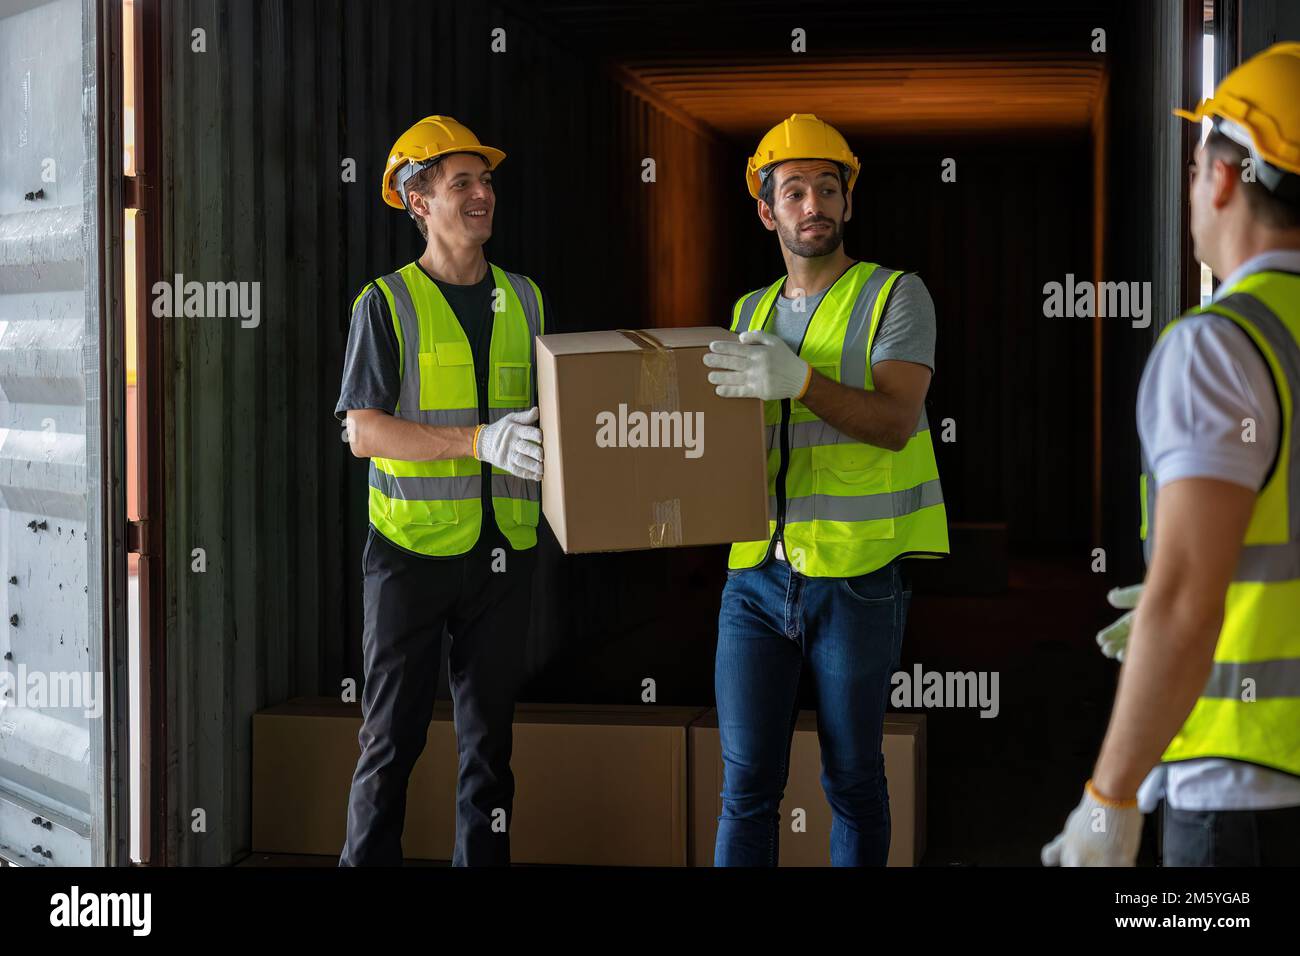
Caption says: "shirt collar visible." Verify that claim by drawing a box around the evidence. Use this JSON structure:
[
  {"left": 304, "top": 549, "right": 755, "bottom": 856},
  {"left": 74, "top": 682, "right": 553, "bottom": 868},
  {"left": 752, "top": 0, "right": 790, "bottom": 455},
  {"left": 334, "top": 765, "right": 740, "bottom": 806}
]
[{"left": 1213, "top": 249, "right": 1300, "bottom": 302}]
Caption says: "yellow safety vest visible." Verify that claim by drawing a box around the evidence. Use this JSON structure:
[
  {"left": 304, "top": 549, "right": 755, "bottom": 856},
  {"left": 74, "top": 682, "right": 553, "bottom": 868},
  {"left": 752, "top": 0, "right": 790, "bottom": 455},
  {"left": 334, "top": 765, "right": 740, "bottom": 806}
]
[
  {"left": 357, "top": 261, "right": 543, "bottom": 556},
  {"left": 727, "top": 261, "right": 949, "bottom": 578},
  {"left": 1141, "top": 270, "right": 1300, "bottom": 776}
]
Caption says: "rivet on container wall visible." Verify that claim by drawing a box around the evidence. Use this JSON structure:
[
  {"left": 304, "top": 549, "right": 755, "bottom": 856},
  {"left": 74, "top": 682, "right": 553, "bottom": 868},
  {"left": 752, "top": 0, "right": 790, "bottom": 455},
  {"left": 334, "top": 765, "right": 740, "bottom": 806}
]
[
  {"left": 22, "top": 188, "right": 44, "bottom": 202},
  {"left": 7, "top": 576, "right": 16, "bottom": 584},
  {"left": 26, "top": 519, "right": 47, "bottom": 532},
  {"left": 9, "top": 615, "right": 17, "bottom": 627}
]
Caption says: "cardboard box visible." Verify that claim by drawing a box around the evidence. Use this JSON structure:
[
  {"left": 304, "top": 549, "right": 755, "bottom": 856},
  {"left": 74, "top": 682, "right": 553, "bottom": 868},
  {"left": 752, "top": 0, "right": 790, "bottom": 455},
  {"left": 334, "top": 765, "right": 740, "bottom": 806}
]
[
  {"left": 688, "top": 710, "right": 926, "bottom": 866},
  {"left": 251, "top": 697, "right": 455, "bottom": 860},
  {"left": 253, "top": 698, "right": 706, "bottom": 866},
  {"left": 535, "top": 326, "right": 768, "bottom": 553}
]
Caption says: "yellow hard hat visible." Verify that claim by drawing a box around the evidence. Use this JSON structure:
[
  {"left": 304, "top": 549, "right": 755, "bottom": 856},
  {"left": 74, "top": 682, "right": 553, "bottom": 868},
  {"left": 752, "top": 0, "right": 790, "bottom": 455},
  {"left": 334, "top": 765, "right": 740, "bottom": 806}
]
[
  {"left": 1174, "top": 42, "right": 1300, "bottom": 186},
  {"left": 745, "top": 113, "right": 860, "bottom": 200},
  {"left": 381, "top": 115, "right": 506, "bottom": 210}
]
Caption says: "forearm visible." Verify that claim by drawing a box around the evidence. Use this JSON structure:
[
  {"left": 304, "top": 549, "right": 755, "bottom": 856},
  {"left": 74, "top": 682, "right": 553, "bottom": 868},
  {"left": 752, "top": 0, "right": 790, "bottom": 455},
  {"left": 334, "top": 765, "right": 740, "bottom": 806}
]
[
  {"left": 1091, "top": 588, "right": 1222, "bottom": 799},
  {"left": 347, "top": 410, "right": 476, "bottom": 461},
  {"left": 800, "top": 370, "right": 919, "bottom": 452}
]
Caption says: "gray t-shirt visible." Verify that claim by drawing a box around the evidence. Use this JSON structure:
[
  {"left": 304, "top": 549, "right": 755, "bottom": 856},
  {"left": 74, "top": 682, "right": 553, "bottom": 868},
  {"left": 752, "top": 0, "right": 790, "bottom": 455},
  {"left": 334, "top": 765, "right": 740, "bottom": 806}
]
[{"left": 768, "top": 271, "right": 936, "bottom": 371}]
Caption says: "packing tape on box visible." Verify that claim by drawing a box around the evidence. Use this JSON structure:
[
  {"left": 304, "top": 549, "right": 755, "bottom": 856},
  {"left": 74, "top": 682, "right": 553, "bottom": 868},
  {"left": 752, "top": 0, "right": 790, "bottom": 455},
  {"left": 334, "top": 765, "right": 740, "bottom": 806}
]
[
  {"left": 648, "top": 497, "right": 683, "bottom": 548},
  {"left": 617, "top": 328, "right": 679, "bottom": 413},
  {"left": 617, "top": 330, "right": 684, "bottom": 548}
]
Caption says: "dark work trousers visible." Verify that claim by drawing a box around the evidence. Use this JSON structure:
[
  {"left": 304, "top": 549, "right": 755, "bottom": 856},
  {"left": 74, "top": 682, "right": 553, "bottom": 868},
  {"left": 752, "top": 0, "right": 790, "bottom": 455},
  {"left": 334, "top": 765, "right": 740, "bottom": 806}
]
[
  {"left": 1162, "top": 801, "right": 1300, "bottom": 865},
  {"left": 339, "top": 525, "right": 535, "bottom": 866}
]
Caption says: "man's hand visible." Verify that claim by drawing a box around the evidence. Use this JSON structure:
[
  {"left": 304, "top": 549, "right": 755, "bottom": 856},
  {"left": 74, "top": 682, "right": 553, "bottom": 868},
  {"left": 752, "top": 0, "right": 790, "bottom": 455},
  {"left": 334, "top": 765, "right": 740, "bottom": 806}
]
[
  {"left": 704, "top": 330, "right": 811, "bottom": 401},
  {"left": 1041, "top": 781, "right": 1143, "bottom": 867},
  {"left": 475, "top": 407, "right": 544, "bottom": 481},
  {"left": 1097, "top": 584, "right": 1144, "bottom": 661}
]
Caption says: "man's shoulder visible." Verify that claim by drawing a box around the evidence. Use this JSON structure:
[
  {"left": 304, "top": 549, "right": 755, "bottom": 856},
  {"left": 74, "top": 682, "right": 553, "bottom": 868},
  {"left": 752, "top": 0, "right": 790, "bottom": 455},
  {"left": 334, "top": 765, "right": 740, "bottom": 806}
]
[
  {"left": 351, "top": 280, "right": 385, "bottom": 313},
  {"left": 1144, "top": 310, "right": 1276, "bottom": 403},
  {"left": 735, "top": 284, "right": 774, "bottom": 309},
  {"left": 1158, "top": 309, "right": 1257, "bottom": 355},
  {"left": 496, "top": 265, "right": 542, "bottom": 289},
  {"left": 493, "top": 266, "right": 547, "bottom": 312},
  {"left": 876, "top": 270, "right": 933, "bottom": 322},
  {"left": 878, "top": 268, "right": 924, "bottom": 295}
]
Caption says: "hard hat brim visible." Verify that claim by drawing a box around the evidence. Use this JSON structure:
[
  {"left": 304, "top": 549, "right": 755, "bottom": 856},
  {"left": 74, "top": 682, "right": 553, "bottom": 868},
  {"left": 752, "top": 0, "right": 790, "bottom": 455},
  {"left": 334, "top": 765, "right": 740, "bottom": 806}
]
[
  {"left": 746, "top": 158, "right": 858, "bottom": 200},
  {"left": 382, "top": 146, "right": 507, "bottom": 209}
]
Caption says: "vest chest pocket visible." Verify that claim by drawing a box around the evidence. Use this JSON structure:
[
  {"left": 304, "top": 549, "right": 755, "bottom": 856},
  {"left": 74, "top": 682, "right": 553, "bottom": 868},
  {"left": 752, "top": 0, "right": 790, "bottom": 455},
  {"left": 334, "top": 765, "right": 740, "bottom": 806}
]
[
  {"left": 495, "top": 361, "right": 531, "bottom": 405},
  {"left": 419, "top": 341, "right": 476, "bottom": 411},
  {"left": 810, "top": 443, "right": 895, "bottom": 540}
]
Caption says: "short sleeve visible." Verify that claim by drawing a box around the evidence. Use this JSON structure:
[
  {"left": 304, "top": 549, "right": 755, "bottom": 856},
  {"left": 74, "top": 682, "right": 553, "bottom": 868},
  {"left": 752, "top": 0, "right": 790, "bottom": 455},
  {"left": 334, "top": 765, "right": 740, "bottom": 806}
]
[
  {"left": 869, "top": 272, "right": 936, "bottom": 371},
  {"left": 1136, "top": 314, "right": 1281, "bottom": 491},
  {"left": 335, "top": 284, "right": 401, "bottom": 421}
]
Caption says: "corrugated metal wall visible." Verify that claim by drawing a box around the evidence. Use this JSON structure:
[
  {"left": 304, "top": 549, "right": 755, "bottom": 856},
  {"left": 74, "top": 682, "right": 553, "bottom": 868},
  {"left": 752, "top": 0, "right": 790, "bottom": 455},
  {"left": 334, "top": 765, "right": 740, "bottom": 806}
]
[
  {"left": 160, "top": 0, "right": 731, "bottom": 864},
  {"left": 1098, "top": 0, "right": 1198, "bottom": 581}
]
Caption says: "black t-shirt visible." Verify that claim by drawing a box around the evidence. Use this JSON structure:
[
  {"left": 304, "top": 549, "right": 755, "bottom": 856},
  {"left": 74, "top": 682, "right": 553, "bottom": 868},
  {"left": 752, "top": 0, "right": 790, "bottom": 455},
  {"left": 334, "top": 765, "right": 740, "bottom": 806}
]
[{"left": 336, "top": 262, "right": 543, "bottom": 560}]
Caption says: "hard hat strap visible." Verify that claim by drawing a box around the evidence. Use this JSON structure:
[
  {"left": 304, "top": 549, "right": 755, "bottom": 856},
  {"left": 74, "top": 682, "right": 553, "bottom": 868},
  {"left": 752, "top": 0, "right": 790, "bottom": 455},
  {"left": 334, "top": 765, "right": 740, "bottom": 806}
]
[
  {"left": 394, "top": 157, "right": 440, "bottom": 219},
  {"left": 1213, "top": 116, "right": 1300, "bottom": 205},
  {"left": 757, "top": 160, "right": 851, "bottom": 190}
]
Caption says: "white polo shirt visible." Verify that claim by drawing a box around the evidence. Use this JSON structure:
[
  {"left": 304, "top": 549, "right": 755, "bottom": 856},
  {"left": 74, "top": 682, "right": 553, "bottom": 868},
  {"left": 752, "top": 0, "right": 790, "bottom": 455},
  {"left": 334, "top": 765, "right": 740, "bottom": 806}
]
[{"left": 1136, "top": 249, "right": 1300, "bottom": 812}]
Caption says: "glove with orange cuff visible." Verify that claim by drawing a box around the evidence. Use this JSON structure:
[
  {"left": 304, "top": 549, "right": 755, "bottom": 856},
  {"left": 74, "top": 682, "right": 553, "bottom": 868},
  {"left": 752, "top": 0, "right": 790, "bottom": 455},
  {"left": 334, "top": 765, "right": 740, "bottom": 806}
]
[
  {"left": 1041, "top": 779, "right": 1143, "bottom": 867},
  {"left": 473, "top": 407, "right": 544, "bottom": 481}
]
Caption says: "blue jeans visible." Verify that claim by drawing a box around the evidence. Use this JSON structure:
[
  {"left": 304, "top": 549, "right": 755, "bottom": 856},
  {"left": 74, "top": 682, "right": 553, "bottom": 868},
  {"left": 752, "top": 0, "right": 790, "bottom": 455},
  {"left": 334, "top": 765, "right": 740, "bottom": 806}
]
[{"left": 714, "top": 557, "right": 910, "bottom": 866}]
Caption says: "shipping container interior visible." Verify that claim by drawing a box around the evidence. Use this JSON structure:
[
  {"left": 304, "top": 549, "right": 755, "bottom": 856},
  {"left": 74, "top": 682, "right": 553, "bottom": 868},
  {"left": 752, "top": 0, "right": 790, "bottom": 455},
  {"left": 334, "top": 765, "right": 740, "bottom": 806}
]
[
  {"left": 10, "top": 0, "right": 1292, "bottom": 868},
  {"left": 154, "top": 0, "right": 1183, "bottom": 865}
]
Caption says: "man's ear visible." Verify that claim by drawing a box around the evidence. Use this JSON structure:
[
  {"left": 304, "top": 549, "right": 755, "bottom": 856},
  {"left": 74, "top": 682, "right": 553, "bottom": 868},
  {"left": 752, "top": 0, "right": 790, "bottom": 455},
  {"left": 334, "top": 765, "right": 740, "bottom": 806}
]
[
  {"left": 406, "top": 189, "right": 428, "bottom": 219},
  {"left": 844, "top": 188, "right": 853, "bottom": 223},
  {"left": 757, "top": 198, "right": 777, "bottom": 232},
  {"left": 1210, "top": 155, "right": 1238, "bottom": 211}
]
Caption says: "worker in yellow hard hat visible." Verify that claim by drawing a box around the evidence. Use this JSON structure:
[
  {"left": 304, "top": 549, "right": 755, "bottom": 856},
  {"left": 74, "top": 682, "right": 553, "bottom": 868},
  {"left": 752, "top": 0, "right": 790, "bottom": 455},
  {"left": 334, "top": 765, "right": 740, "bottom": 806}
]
[
  {"left": 704, "top": 113, "right": 948, "bottom": 865},
  {"left": 1045, "top": 43, "right": 1300, "bottom": 867},
  {"left": 336, "top": 115, "right": 548, "bottom": 866}
]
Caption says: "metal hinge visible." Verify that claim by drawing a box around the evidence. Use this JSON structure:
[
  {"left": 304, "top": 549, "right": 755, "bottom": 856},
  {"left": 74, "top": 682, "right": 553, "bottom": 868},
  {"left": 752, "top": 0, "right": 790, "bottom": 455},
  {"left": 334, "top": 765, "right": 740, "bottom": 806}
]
[
  {"left": 124, "top": 174, "right": 150, "bottom": 211},
  {"left": 127, "top": 519, "right": 150, "bottom": 556}
]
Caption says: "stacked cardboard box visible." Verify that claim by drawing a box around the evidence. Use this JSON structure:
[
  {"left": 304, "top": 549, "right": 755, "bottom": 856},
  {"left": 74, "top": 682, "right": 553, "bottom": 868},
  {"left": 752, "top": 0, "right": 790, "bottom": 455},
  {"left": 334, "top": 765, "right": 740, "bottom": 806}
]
[
  {"left": 253, "top": 698, "right": 704, "bottom": 866},
  {"left": 253, "top": 699, "right": 926, "bottom": 866}
]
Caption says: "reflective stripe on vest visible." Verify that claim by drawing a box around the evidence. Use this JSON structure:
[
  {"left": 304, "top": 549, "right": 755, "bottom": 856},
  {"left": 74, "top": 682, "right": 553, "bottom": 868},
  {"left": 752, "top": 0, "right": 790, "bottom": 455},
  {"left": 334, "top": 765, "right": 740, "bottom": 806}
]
[
  {"left": 361, "top": 261, "right": 544, "bottom": 557},
  {"left": 727, "top": 261, "right": 950, "bottom": 578},
  {"left": 1141, "top": 271, "right": 1300, "bottom": 776}
]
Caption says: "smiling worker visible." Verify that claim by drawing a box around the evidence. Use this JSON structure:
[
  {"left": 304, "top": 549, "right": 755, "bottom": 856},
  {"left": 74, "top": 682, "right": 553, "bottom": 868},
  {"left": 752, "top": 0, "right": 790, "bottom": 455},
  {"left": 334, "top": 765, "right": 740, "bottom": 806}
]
[{"left": 337, "top": 116, "right": 546, "bottom": 866}]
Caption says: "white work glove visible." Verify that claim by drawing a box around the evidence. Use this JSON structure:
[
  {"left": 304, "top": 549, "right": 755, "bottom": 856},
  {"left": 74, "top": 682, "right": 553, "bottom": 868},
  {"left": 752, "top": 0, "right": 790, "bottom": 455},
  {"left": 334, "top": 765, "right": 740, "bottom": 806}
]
[
  {"left": 704, "top": 330, "right": 812, "bottom": 401},
  {"left": 474, "top": 406, "right": 543, "bottom": 481},
  {"left": 1096, "top": 583, "right": 1143, "bottom": 661},
  {"left": 1041, "top": 782, "right": 1143, "bottom": 867}
]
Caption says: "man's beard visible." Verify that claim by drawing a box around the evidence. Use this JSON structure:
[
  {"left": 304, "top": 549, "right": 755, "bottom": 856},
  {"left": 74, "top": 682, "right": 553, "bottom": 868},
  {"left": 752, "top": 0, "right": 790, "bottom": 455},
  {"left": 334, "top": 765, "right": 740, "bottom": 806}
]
[{"left": 778, "top": 214, "right": 844, "bottom": 258}]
